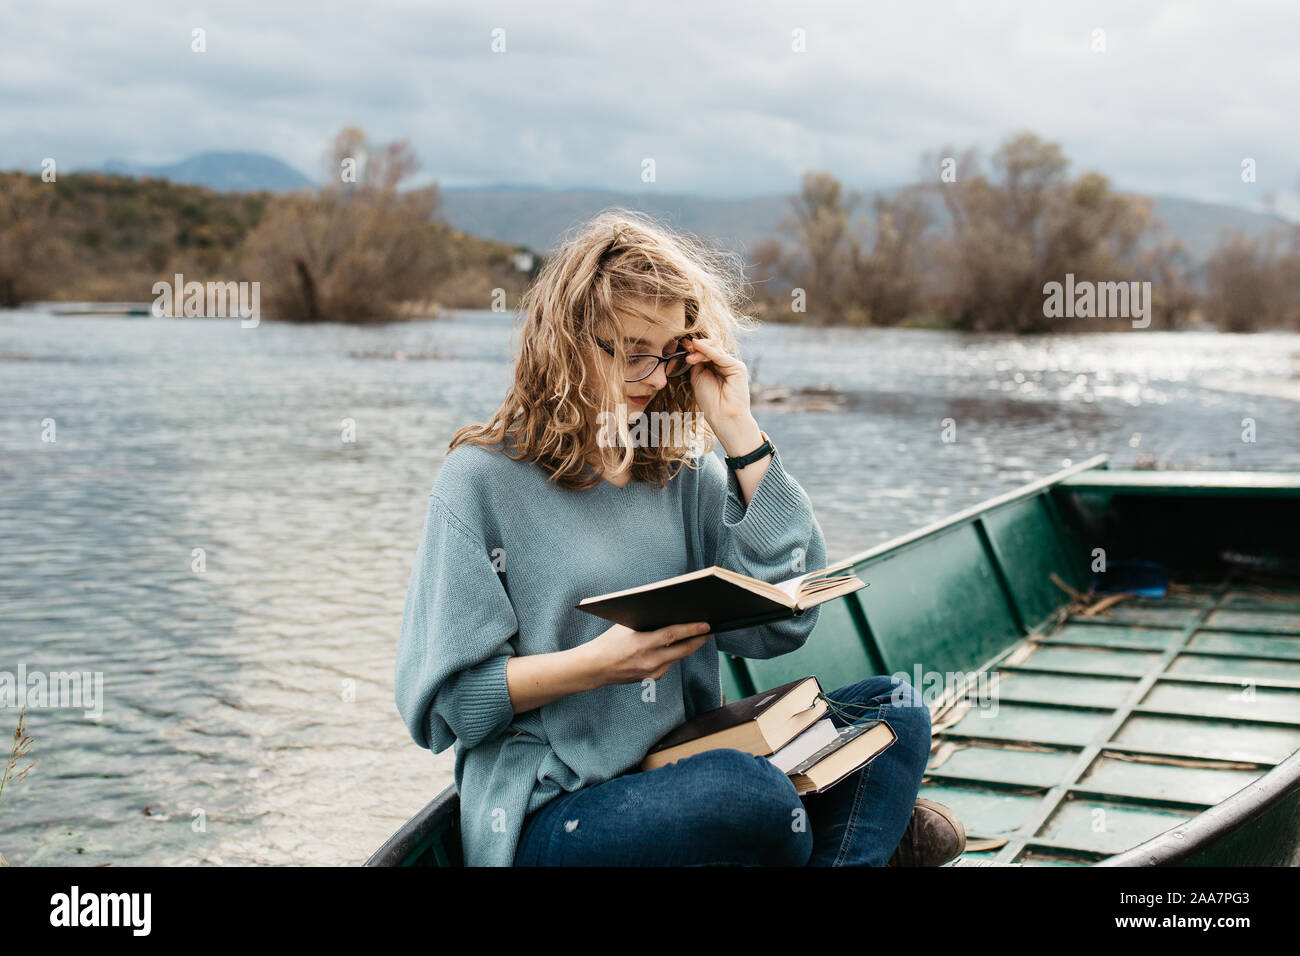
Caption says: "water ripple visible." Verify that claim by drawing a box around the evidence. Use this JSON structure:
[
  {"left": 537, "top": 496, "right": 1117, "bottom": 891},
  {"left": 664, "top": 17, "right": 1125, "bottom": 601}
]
[{"left": 1, "top": 308, "right": 1296, "bottom": 864}]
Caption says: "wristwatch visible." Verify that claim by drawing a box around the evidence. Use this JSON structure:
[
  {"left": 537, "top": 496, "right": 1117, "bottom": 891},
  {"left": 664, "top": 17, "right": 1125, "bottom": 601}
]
[{"left": 724, "top": 430, "right": 775, "bottom": 470}]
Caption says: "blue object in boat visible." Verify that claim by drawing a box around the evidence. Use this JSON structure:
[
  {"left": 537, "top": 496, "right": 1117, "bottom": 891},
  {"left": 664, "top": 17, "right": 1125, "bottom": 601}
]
[{"left": 1093, "top": 560, "right": 1168, "bottom": 597}]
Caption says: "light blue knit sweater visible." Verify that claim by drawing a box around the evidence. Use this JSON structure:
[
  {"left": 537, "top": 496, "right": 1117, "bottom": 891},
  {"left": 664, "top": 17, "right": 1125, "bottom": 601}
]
[{"left": 393, "top": 438, "right": 827, "bottom": 866}]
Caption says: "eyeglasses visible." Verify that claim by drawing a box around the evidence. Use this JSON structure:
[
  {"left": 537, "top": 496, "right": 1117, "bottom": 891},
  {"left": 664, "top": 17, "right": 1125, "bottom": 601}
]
[{"left": 594, "top": 335, "right": 693, "bottom": 383}]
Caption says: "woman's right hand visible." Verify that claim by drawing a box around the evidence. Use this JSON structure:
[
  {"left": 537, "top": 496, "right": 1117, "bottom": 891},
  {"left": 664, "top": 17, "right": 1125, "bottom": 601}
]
[{"left": 583, "top": 620, "right": 715, "bottom": 685}]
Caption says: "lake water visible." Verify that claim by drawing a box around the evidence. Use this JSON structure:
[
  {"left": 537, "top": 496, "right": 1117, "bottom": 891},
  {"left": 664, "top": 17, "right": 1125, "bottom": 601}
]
[{"left": 1, "top": 307, "right": 1297, "bottom": 865}]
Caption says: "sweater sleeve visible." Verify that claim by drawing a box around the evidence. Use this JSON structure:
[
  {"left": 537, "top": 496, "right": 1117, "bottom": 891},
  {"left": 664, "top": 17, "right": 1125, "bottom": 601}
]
[
  {"left": 394, "top": 493, "right": 520, "bottom": 754},
  {"left": 693, "top": 443, "right": 828, "bottom": 659}
]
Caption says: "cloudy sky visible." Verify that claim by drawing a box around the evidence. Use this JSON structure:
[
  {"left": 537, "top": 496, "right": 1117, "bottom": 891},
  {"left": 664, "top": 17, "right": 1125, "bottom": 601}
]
[{"left": 3, "top": 0, "right": 1298, "bottom": 216}]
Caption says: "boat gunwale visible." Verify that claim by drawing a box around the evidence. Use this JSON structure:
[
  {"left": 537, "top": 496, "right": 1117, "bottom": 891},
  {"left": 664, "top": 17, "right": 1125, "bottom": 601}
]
[
  {"left": 364, "top": 784, "right": 458, "bottom": 867},
  {"left": 1060, "top": 471, "right": 1300, "bottom": 496},
  {"left": 831, "top": 453, "right": 1110, "bottom": 570},
  {"left": 1095, "top": 746, "right": 1300, "bottom": 866}
]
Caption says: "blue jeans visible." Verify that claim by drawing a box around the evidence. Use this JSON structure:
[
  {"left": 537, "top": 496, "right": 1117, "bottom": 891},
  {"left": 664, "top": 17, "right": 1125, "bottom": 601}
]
[{"left": 514, "top": 676, "right": 932, "bottom": 866}]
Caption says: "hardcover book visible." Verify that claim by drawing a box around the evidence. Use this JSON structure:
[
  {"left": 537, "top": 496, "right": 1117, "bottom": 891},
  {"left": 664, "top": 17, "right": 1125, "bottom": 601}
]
[
  {"left": 577, "top": 557, "right": 867, "bottom": 634},
  {"left": 640, "top": 675, "right": 898, "bottom": 795}
]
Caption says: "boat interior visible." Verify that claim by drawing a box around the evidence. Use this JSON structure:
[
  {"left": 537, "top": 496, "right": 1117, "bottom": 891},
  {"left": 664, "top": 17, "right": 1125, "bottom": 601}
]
[{"left": 718, "top": 458, "right": 1300, "bottom": 866}]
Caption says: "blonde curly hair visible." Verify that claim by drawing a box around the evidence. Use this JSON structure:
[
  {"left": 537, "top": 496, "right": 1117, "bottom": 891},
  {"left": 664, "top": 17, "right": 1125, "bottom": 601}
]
[{"left": 449, "top": 208, "right": 758, "bottom": 490}]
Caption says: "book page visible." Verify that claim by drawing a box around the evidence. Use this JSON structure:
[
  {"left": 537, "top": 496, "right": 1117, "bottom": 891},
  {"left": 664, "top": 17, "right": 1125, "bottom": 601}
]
[
  {"left": 791, "top": 577, "right": 868, "bottom": 610},
  {"left": 773, "top": 557, "right": 857, "bottom": 599},
  {"left": 786, "top": 720, "right": 879, "bottom": 777}
]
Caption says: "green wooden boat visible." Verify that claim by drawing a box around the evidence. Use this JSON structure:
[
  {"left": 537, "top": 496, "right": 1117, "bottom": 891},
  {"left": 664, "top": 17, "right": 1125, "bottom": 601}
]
[{"left": 367, "top": 455, "right": 1300, "bottom": 867}]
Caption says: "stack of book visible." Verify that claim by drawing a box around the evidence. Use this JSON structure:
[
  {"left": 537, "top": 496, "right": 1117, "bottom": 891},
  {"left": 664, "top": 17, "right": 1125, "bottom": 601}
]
[{"left": 640, "top": 676, "right": 897, "bottom": 795}]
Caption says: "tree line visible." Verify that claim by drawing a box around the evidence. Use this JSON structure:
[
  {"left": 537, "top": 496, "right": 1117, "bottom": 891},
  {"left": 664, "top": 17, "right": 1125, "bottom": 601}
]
[
  {"left": 0, "top": 127, "right": 532, "bottom": 320},
  {"left": 749, "top": 132, "right": 1299, "bottom": 332},
  {"left": 1, "top": 128, "right": 1296, "bottom": 330}
]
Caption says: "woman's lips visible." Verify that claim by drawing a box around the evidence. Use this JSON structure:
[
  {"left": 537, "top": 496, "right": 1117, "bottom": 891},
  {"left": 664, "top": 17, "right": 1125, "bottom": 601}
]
[{"left": 629, "top": 394, "right": 651, "bottom": 406}]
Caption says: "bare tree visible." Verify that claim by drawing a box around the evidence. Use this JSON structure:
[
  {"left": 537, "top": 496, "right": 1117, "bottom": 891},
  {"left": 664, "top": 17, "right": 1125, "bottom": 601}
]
[
  {"left": 1204, "top": 229, "right": 1300, "bottom": 331},
  {"left": 781, "top": 171, "right": 858, "bottom": 324},
  {"left": 925, "top": 132, "right": 1157, "bottom": 332},
  {"left": 845, "top": 187, "right": 931, "bottom": 326},
  {"left": 241, "top": 127, "right": 443, "bottom": 322}
]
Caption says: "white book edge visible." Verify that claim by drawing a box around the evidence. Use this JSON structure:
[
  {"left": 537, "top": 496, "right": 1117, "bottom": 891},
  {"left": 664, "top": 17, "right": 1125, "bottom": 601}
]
[
  {"left": 765, "top": 717, "right": 839, "bottom": 774},
  {"left": 772, "top": 557, "right": 859, "bottom": 600}
]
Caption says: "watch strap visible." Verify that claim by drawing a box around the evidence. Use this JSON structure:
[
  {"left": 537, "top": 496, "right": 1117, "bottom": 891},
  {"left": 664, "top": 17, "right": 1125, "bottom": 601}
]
[{"left": 724, "top": 430, "right": 774, "bottom": 470}]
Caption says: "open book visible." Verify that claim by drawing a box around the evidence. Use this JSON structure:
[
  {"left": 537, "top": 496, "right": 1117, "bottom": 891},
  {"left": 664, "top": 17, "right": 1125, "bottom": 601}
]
[{"left": 576, "top": 557, "right": 867, "bottom": 634}]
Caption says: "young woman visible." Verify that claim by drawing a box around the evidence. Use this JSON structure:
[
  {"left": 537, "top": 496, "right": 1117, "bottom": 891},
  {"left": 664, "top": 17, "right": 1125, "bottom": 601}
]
[{"left": 394, "top": 210, "right": 964, "bottom": 866}]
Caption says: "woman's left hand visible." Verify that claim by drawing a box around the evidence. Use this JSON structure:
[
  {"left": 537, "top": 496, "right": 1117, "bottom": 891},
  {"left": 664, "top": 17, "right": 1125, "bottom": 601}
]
[{"left": 683, "top": 336, "right": 753, "bottom": 434}]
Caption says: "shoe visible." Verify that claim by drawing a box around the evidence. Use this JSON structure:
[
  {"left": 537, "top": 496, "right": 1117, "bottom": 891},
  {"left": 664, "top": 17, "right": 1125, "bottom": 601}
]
[{"left": 886, "top": 798, "right": 966, "bottom": 867}]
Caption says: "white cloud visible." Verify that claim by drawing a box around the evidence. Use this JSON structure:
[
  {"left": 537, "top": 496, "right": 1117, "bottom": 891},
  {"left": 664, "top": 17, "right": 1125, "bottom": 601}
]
[{"left": 0, "top": 0, "right": 1295, "bottom": 214}]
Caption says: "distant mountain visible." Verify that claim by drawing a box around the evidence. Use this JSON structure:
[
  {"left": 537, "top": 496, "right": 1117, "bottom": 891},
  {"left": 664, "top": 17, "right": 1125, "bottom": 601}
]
[
  {"left": 1141, "top": 195, "right": 1294, "bottom": 262},
  {"left": 438, "top": 185, "right": 1294, "bottom": 266},
  {"left": 99, "top": 151, "right": 315, "bottom": 193},
  {"left": 437, "top": 186, "right": 792, "bottom": 259},
  {"left": 87, "top": 150, "right": 1294, "bottom": 264}
]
